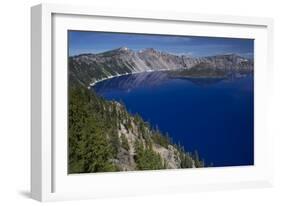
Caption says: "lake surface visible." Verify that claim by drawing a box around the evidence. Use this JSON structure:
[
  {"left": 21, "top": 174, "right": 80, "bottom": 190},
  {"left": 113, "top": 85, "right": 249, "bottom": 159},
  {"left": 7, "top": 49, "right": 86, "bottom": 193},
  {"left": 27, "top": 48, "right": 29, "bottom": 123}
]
[{"left": 92, "top": 71, "right": 254, "bottom": 167}]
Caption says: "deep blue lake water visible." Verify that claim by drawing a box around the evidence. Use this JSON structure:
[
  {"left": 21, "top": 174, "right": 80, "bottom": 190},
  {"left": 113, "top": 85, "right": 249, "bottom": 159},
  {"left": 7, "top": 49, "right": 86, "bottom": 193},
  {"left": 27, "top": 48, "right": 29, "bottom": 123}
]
[{"left": 92, "top": 71, "right": 254, "bottom": 167}]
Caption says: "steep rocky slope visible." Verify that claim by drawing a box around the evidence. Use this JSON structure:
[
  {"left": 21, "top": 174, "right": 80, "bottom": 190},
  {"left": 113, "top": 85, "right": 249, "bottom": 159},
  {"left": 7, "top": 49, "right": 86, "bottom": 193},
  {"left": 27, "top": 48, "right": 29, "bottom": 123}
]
[
  {"left": 68, "top": 86, "right": 203, "bottom": 173},
  {"left": 69, "top": 47, "right": 253, "bottom": 87}
]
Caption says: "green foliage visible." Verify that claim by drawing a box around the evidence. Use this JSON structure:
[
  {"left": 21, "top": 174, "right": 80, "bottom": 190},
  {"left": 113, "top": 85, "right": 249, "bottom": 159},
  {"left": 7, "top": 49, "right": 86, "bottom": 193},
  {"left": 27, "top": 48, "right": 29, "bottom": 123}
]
[
  {"left": 83, "top": 118, "right": 117, "bottom": 173},
  {"left": 134, "top": 114, "right": 148, "bottom": 138},
  {"left": 68, "top": 86, "right": 118, "bottom": 173},
  {"left": 151, "top": 129, "right": 170, "bottom": 149},
  {"left": 173, "top": 144, "right": 195, "bottom": 168},
  {"left": 69, "top": 54, "right": 135, "bottom": 87},
  {"left": 120, "top": 134, "right": 130, "bottom": 151},
  {"left": 134, "top": 139, "right": 165, "bottom": 170},
  {"left": 179, "top": 151, "right": 194, "bottom": 168},
  {"left": 68, "top": 85, "right": 205, "bottom": 173},
  {"left": 193, "top": 150, "right": 205, "bottom": 168},
  {"left": 109, "top": 133, "right": 120, "bottom": 158}
]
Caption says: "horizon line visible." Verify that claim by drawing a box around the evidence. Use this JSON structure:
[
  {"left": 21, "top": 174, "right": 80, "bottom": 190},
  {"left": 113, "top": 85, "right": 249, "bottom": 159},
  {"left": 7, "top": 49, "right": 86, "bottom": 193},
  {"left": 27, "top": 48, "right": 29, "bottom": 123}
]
[{"left": 69, "top": 46, "right": 253, "bottom": 59}]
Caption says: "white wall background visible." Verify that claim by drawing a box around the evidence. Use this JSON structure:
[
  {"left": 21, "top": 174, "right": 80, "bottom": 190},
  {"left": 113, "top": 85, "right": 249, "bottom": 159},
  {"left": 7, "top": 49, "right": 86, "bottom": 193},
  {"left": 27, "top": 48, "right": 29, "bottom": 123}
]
[{"left": 0, "top": 0, "right": 280, "bottom": 205}]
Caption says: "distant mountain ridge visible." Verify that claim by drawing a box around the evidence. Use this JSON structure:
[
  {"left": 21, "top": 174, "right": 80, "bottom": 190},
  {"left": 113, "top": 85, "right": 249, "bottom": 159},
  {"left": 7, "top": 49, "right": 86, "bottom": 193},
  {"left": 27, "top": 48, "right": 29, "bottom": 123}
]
[{"left": 69, "top": 47, "right": 253, "bottom": 87}]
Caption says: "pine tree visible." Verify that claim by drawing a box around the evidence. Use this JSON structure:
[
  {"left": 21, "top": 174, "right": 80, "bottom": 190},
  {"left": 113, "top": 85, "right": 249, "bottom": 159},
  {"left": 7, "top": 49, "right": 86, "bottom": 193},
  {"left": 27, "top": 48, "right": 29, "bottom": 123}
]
[{"left": 120, "top": 134, "right": 130, "bottom": 151}]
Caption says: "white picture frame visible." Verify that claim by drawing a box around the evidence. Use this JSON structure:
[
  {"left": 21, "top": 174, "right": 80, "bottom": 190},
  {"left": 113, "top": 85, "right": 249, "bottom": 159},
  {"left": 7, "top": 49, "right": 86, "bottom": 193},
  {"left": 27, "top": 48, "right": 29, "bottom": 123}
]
[{"left": 31, "top": 3, "right": 274, "bottom": 202}]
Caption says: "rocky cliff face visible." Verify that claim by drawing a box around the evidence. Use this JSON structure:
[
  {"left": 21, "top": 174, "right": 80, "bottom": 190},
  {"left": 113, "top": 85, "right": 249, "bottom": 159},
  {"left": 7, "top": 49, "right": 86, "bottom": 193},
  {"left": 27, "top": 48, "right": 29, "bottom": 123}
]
[
  {"left": 112, "top": 99, "right": 205, "bottom": 171},
  {"left": 69, "top": 47, "right": 253, "bottom": 87},
  {"left": 114, "top": 103, "right": 190, "bottom": 170},
  {"left": 68, "top": 86, "right": 202, "bottom": 173}
]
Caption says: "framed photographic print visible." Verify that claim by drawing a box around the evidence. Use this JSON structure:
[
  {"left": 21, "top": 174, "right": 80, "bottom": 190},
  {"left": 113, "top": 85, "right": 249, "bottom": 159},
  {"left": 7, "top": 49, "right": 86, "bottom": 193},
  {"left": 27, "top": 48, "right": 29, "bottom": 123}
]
[{"left": 31, "top": 3, "right": 274, "bottom": 201}]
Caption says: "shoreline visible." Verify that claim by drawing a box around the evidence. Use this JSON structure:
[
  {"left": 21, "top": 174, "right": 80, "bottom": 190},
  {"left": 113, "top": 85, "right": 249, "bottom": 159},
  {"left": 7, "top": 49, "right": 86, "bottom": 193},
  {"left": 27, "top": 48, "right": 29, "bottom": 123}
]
[{"left": 88, "top": 69, "right": 253, "bottom": 89}]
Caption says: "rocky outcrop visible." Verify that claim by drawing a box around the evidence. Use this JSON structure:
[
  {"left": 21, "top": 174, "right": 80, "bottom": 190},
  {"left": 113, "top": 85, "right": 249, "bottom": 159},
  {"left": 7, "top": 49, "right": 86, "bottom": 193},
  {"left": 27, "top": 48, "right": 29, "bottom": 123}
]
[{"left": 111, "top": 102, "right": 192, "bottom": 171}]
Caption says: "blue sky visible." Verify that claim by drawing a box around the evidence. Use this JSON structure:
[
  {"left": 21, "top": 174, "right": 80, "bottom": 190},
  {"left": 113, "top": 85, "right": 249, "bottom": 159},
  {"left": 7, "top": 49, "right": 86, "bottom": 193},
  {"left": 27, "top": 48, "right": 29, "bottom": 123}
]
[{"left": 68, "top": 31, "right": 254, "bottom": 58}]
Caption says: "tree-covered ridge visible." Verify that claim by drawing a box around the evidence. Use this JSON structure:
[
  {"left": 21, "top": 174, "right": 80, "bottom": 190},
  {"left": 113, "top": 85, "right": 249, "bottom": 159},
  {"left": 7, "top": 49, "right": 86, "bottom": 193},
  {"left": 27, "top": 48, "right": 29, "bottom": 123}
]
[{"left": 68, "top": 86, "right": 204, "bottom": 174}]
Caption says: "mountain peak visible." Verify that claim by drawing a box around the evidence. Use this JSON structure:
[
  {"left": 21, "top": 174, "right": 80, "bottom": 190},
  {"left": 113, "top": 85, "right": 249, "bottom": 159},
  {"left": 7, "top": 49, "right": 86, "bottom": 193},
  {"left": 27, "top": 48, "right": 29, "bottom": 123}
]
[{"left": 117, "top": 46, "right": 130, "bottom": 52}]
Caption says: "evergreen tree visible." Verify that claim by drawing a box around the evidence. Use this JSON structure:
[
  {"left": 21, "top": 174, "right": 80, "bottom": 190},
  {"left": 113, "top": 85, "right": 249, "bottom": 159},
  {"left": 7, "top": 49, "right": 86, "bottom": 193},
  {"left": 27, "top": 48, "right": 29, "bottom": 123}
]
[
  {"left": 134, "top": 139, "right": 165, "bottom": 170},
  {"left": 68, "top": 85, "right": 204, "bottom": 173},
  {"left": 193, "top": 150, "right": 204, "bottom": 168},
  {"left": 120, "top": 134, "right": 130, "bottom": 151}
]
